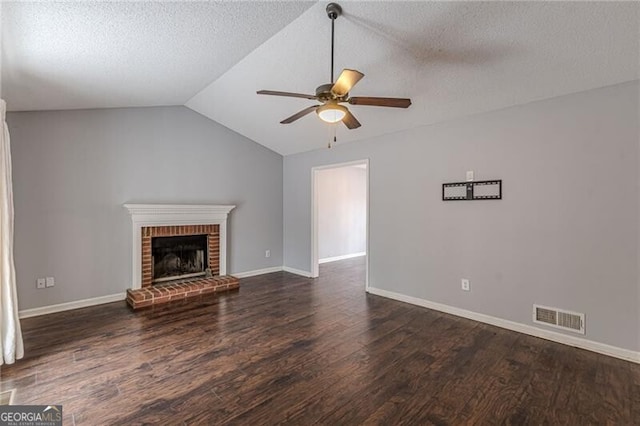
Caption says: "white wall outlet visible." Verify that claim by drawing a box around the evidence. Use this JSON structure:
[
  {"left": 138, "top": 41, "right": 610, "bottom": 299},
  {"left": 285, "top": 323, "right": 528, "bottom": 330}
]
[
  {"left": 36, "top": 278, "right": 46, "bottom": 289},
  {"left": 265, "top": 250, "right": 271, "bottom": 258},
  {"left": 461, "top": 279, "right": 470, "bottom": 291},
  {"left": 45, "top": 277, "right": 55, "bottom": 288},
  {"left": 466, "top": 171, "right": 474, "bottom": 182}
]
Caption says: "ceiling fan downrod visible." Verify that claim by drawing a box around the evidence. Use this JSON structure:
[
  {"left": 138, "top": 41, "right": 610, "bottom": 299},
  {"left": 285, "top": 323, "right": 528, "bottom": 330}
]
[{"left": 326, "top": 3, "right": 342, "bottom": 84}]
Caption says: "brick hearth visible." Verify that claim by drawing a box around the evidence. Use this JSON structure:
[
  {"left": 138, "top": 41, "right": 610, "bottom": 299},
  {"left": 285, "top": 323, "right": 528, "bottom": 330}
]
[{"left": 126, "top": 275, "right": 239, "bottom": 309}]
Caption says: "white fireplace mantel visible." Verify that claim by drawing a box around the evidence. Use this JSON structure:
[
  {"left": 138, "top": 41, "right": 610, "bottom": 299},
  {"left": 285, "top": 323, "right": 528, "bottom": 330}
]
[{"left": 124, "top": 203, "right": 236, "bottom": 289}]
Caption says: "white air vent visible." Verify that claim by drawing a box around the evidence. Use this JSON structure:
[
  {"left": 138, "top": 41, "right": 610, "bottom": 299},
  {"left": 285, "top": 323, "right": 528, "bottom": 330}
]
[{"left": 533, "top": 304, "right": 585, "bottom": 334}]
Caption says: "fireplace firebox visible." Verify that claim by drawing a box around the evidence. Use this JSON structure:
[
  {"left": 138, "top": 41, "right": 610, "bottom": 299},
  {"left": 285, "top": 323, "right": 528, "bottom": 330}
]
[{"left": 152, "top": 234, "right": 208, "bottom": 283}]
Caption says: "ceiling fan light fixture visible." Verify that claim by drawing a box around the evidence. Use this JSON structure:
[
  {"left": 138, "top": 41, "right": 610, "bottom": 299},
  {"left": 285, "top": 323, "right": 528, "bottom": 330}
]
[{"left": 317, "top": 103, "right": 347, "bottom": 123}]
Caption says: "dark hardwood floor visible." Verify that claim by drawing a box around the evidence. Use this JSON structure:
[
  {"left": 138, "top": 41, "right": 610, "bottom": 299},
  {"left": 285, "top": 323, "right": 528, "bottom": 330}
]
[{"left": 1, "top": 257, "right": 638, "bottom": 425}]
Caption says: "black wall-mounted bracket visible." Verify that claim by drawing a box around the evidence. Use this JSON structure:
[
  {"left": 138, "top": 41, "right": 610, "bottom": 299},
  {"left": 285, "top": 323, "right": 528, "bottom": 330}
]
[{"left": 442, "top": 180, "right": 502, "bottom": 201}]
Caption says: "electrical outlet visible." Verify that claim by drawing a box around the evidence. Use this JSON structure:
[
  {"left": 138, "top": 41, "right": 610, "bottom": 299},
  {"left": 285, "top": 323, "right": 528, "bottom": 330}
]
[
  {"left": 461, "top": 279, "right": 470, "bottom": 291},
  {"left": 45, "top": 277, "right": 55, "bottom": 288},
  {"left": 265, "top": 250, "right": 271, "bottom": 258},
  {"left": 36, "top": 278, "right": 46, "bottom": 289}
]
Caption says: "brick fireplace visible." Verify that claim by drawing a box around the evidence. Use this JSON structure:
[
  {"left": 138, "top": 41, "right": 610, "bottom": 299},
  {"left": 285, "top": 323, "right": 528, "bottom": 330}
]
[
  {"left": 142, "top": 224, "right": 219, "bottom": 287},
  {"left": 123, "top": 204, "right": 239, "bottom": 309}
]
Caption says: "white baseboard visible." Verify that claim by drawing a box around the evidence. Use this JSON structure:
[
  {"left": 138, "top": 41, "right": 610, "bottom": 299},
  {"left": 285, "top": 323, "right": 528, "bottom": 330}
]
[
  {"left": 367, "top": 287, "right": 640, "bottom": 364},
  {"left": 233, "top": 266, "right": 283, "bottom": 278},
  {"left": 319, "top": 252, "right": 366, "bottom": 264},
  {"left": 18, "top": 266, "right": 292, "bottom": 319},
  {"left": 19, "top": 293, "right": 126, "bottom": 319},
  {"left": 282, "top": 266, "right": 314, "bottom": 278}
]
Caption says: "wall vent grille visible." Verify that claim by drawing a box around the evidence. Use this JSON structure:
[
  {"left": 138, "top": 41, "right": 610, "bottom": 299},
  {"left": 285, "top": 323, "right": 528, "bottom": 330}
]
[{"left": 533, "top": 304, "right": 585, "bottom": 334}]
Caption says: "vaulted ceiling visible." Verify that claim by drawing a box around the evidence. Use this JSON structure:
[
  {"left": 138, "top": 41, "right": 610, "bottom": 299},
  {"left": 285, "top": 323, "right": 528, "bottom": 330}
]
[{"left": 2, "top": 1, "right": 638, "bottom": 155}]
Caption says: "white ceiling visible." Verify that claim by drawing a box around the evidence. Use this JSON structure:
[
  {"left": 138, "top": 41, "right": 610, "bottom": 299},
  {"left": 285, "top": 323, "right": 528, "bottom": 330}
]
[
  {"left": 3, "top": 2, "right": 639, "bottom": 156},
  {"left": 1, "top": 1, "right": 314, "bottom": 110}
]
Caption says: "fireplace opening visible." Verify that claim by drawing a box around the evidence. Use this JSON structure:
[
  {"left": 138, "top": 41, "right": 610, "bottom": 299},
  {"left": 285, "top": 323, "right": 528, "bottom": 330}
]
[{"left": 152, "top": 234, "right": 208, "bottom": 284}]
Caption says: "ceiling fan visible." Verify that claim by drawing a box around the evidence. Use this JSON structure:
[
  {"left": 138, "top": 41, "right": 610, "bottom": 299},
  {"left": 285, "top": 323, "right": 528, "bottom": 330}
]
[{"left": 257, "top": 2, "right": 411, "bottom": 129}]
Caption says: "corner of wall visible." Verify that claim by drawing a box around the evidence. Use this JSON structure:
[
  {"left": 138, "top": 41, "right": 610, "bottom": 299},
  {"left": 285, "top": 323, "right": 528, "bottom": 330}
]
[
  {"left": 0, "top": 1, "right": 3, "bottom": 100},
  {"left": 637, "top": 82, "right": 640, "bottom": 352}
]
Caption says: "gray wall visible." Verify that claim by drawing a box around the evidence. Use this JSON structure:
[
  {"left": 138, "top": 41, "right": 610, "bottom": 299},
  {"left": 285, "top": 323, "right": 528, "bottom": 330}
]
[
  {"left": 284, "top": 81, "right": 639, "bottom": 351},
  {"left": 8, "top": 106, "right": 283, "bottom": 310},
  {"left": 317, "top": 165, "right": 366, "bottom": 260}
]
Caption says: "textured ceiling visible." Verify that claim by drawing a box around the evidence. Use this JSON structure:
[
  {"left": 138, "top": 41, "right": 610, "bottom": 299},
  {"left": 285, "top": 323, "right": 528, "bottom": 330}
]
[
  {"left": 2, "top": 2, "right": 639, "bottom": 155},
  {"left": 1, "top": 1, "right": 314, "bottom": 111},
  {"left": 187, "top": 1, "right": 640, "bottom": 155}
]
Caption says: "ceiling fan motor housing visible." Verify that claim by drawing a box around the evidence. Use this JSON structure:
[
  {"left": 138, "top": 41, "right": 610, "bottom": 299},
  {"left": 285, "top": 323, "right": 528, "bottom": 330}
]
[{"left": 315, "top": 83, "right": 347, "bottom": 102}]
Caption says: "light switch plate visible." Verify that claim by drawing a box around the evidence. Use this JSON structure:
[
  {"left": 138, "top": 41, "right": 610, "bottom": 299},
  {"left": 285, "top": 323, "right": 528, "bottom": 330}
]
[{"left": 45, "top": 277, "right": 55, "bottom": 288}]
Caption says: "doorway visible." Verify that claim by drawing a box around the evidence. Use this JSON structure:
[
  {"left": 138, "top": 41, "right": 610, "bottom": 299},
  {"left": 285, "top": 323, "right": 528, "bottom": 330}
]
[{"left": 311, "top": 160, "right": 369, "bottom": 290}]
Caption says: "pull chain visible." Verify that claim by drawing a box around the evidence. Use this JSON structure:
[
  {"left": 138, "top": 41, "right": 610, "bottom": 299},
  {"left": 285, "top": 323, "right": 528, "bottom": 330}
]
[{"left": 328, "top": 123, "right": 337, "bottom": 148}]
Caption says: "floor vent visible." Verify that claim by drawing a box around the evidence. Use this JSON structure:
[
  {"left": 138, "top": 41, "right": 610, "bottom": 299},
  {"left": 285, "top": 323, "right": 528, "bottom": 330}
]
[{"left": 533, "top": 304, "right": 585, "bottom": 334}]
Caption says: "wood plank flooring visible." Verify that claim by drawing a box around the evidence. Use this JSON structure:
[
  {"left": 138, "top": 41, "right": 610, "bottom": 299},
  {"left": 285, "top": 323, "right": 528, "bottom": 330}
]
[{"left": 1, "top": 257, "right": 638, "bottom": 424}]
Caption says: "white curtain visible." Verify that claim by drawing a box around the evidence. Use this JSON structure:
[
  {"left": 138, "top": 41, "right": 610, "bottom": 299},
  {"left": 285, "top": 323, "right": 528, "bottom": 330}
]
[{"left": 0, "top": 99, "right": 24, "bottom": 365}]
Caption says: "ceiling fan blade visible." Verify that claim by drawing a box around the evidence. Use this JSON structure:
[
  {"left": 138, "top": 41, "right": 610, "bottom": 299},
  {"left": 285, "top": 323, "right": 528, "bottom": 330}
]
[
  {"left": 257, "top": 90, "right": 317, "bottom": 100},
  {"left": 280, "top": 105, "right": 320, "bottom": 124},
  {"left": 348, "top": 97, "right": 412, "bottom": 108},
  {"left": 331, "top": 69, "right": 365, "bottom": 97},
  {"left": 342, "top": 109, "right": 361, "bottom": 129}
]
